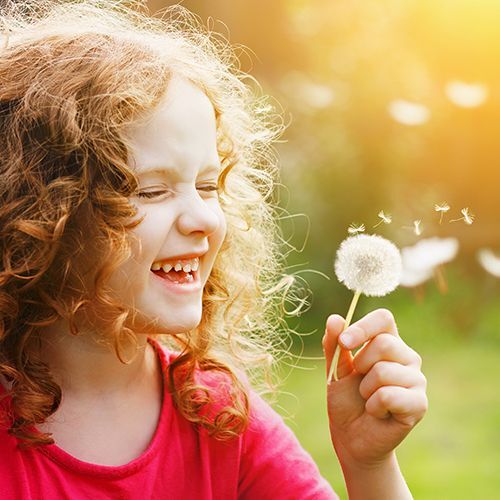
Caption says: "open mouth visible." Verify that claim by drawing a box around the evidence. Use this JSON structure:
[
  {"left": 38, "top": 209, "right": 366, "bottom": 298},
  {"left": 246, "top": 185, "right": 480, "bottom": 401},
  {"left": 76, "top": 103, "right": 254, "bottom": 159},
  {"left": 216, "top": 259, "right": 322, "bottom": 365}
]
[{"left": 151, "top": 267, "right": 197, "bottom": 285}]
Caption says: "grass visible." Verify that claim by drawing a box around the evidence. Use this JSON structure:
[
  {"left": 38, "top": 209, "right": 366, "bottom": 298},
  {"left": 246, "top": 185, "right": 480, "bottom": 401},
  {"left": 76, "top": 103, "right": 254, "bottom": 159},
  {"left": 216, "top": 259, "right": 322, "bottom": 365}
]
[{"left": 271, "top": 276, "right": 500, "bottom": 499}]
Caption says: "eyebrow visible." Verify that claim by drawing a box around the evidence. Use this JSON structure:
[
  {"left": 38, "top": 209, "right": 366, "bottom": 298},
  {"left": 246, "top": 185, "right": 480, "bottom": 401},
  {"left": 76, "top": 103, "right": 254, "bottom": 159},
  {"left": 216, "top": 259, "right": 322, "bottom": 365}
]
[{"left": 137, "top": 165, "right": 222, "bottom": 177}]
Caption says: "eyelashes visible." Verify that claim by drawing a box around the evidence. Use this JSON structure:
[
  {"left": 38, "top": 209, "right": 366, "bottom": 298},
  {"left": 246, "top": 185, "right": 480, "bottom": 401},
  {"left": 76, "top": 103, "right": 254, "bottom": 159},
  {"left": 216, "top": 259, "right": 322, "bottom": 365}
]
[{"left": 136, "top": 185, "right": 219, "bottom": 199}]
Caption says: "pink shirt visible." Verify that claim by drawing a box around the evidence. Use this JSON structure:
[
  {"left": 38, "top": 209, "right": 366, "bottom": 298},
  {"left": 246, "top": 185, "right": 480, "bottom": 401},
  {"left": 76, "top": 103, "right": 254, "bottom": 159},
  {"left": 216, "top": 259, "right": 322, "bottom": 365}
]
[{"left": 0, "top": 338, "right": 338, "bottom": 499}]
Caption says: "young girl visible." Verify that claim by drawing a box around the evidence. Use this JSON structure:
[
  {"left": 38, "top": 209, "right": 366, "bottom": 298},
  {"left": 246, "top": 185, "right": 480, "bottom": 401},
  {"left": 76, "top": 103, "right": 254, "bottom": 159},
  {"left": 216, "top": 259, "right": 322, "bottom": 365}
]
[{"left": 0, "top": 1, "right": 428, "bottom": 498}]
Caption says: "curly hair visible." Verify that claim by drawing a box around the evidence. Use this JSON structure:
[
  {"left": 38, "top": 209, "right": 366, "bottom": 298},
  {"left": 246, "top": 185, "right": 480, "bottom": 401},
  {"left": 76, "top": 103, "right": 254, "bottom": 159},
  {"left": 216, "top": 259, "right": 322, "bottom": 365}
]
[{"left": 0, "top": 0, "right": 303, "bottom": 449}]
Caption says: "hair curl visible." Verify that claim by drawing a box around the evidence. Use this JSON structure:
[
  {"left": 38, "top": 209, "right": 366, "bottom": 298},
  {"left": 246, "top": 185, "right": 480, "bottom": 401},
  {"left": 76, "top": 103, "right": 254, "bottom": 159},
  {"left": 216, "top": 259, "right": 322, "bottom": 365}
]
[{"left": 0, "top": 0, "right": 305, "bottom": 449}]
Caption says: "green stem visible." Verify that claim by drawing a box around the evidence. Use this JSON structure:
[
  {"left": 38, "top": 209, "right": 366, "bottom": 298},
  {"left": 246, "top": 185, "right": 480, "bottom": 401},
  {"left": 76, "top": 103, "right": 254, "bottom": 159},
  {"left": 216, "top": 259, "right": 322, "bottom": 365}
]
[{"left": 327, "top": 289, "right": 362, "bottom": 384}]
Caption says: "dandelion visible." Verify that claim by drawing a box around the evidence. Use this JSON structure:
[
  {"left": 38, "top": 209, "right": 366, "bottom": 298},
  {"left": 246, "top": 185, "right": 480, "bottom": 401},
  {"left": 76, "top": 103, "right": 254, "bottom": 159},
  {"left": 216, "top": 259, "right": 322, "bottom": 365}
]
[
  {"left": 445, "top": 80, "right": 489, "bottom": 108},
  {"left": 328, "top": 234, "right": 402, "bottom": 383},
  {"left": 388, "top": 99, "right": 431, "bottom": 126},
  {"left": 450, "top": 207, "right": 475, "bottom": 225},
  {"left": 400, "top": 266, "right": 433, "bottom": 288},
  {"left": 347, "top": 223, "right": 365, "bottom": 235},
  {"left": 400, "top": 237, "right": 459, "bottom": 293},
  {"left": 434, "top": 202, "right": 450, "bottom": 224},
  {"left": 477, "top": 249, "right": 500, "bottom": 278},
  {"left": 373, "top": 210, "right": 392, "bottom": 228}
]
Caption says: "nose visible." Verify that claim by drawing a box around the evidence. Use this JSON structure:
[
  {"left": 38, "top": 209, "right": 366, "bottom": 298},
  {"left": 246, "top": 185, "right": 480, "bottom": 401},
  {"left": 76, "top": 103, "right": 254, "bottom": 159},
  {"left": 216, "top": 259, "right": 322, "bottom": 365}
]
[{"left": 176, "top": 188, "right": 221, "bottom": 236}]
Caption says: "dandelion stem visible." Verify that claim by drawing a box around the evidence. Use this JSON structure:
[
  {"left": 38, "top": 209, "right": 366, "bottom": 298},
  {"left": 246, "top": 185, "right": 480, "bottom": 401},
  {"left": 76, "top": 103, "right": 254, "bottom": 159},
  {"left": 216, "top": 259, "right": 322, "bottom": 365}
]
[
  {"left": 328, "top": 289, "right": 362, "bottom": 384},
  {"left": 434, "top": 265, "right": 448, "bottom": 294}
]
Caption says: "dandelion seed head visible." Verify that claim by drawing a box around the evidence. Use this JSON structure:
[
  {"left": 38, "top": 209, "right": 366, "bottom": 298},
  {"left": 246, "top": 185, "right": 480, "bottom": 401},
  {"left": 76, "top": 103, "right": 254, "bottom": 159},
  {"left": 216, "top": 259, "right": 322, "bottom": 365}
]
[
  {"left": 401, "top": 237, "right": 459, "bottom": 272},
  {"left": 477, "top": 248, "right": 500, "bottom": 278},
  {"left": 388, "top": 99, "right": 430, "bottom": 126},
  {"left": 334, "top": 234, "right": 402, "bottom": 297},
  {"left": 445, "top": 81, "right": 488, "bottom": 108},
  {"left": 400, "top": 266, "right": 434, "bottom": 287}
]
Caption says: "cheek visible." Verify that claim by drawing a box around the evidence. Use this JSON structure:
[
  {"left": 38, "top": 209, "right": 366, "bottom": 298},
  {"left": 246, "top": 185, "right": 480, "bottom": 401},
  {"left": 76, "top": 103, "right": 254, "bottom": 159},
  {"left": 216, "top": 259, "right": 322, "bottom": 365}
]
[{"left": 212, "top": 204, "right": 227, "bottom": 246}]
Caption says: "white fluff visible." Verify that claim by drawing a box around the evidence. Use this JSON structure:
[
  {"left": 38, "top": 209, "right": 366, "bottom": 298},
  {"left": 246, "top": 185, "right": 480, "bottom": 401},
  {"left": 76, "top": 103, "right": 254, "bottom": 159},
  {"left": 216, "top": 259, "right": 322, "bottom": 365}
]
[
  {"left": 477, "top": 249, "right": 500, "bottom": 278},
  {"left": 400, "top": 266, "right": 434, "bottom": 287},
  {"left": 334, "top": 234, "right": 402, "bottom": 297},
  {"left": 401, "top": 237, "right": 458, "bottom": 272}
]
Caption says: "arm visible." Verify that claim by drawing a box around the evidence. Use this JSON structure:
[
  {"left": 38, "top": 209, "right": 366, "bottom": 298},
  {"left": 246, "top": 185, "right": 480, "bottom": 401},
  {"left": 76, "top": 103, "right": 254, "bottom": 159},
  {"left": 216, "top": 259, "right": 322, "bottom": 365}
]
[
  {"left": 339, "top": 451, "right": 412, "bottom": 499},
  {"left": 323, "top": 309, "right": 428, "bottom": 500}
]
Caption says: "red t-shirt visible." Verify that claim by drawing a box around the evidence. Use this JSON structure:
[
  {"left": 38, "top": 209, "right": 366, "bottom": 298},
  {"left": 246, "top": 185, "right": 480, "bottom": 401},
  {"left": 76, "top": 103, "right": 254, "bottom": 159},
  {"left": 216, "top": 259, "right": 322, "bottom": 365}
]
[{"left": 0, "top": 338, "right": 338, "bottom": 499}]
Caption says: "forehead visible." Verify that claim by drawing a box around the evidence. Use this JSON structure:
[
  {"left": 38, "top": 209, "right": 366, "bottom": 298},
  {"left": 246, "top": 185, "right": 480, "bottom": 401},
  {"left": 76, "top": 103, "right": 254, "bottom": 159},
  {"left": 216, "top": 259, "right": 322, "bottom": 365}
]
[{"left": 125, "top": 77, "right": 220, "bottom": 175}]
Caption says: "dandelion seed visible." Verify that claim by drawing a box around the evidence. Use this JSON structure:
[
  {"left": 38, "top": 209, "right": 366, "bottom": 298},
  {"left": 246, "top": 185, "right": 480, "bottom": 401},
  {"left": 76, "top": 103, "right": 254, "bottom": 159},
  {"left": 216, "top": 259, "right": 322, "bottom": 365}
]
[
  {"left": 373, "top": 210, "right": 392, "bottom": 228},
  {"left": 477, "top": 248, "right": 500, "bottom": 278},
  {"left": 450, "top": 207, "right": 475, "bottom": 225},
  {"left": 462, "top": 207, "right": 474, "bottom": 225},
  {"left": 434, "top": 202, "right": 450, "bottom": 224},
  {"left": 328, "top": 234, "right": 402, "bottom": 383},
  {"left": 402, "top": 220, "right": 423, "bottom": 236},
  {"left": 347, "top": 223, "right": 365, "bottom": 235}
]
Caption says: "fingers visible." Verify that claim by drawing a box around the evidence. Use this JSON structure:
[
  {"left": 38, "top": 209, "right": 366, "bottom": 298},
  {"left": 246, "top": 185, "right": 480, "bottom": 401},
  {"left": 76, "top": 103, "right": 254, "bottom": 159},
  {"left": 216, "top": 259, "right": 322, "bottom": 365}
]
[
  {"left": 365, "top": 386, "right": 428, "bottom": 426},
  {"left": 358, "top": 361, "right": 427, "bottom": 400},
  {"left": 323, "top": 314, "right": 354, "bottom": 380},
  {"left": 353, "top": 333, "right": 422, "bottom": 375},
  {"left": 338, "top": 308, "right": 399, "bottom": 351}
]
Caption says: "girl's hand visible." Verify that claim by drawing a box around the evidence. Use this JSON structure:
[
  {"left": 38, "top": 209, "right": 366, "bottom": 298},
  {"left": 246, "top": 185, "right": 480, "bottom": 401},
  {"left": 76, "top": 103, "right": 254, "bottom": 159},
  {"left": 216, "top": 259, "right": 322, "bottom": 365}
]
[{"left": 322, "top": 309, "right": 428, "bottom": 468}]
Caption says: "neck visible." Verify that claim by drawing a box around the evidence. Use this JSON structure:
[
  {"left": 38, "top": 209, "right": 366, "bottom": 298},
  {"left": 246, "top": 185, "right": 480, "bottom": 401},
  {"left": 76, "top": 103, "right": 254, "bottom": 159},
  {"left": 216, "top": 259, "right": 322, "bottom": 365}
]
[{"left": 32, "top": 318, "right": 157, "bottom": 398}]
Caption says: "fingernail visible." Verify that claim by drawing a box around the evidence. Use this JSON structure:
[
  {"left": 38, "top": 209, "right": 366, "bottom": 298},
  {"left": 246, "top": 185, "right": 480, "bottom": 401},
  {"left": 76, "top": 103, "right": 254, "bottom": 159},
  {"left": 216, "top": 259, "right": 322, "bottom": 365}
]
[{"left": 340, "top": 333, "right": 354, "bottom": 349}]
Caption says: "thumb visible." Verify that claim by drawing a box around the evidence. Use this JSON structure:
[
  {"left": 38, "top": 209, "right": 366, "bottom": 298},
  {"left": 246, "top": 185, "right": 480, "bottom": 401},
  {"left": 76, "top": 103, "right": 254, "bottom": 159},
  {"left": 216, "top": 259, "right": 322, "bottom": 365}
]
[{"left": 323, "top": 314, "right": 354, "bottom": 382}]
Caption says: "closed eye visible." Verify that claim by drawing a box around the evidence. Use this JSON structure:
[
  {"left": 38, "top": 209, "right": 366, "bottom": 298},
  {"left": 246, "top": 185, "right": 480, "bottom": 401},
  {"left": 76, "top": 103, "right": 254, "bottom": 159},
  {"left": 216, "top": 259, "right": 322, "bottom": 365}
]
[
  {"left": 136, "top": 190, "right": 168, "bottom": 199},
  {"left": 136, "top": 184, "right": 219, "bottom": 199},
  {"left": 197, "top": 184, "right": 219, "bottom": 192}
]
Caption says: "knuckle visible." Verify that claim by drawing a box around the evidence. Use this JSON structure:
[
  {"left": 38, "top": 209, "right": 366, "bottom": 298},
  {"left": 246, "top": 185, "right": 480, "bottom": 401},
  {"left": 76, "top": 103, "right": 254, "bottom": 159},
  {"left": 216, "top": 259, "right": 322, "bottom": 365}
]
[
  {"left": 358, "top": 378, "right": 370, "bottom": 399},
  {"left": 377, "top": 386, "right": 393, "bottom": 406},
  {"left": 415, "top": 352, "right": 423, "bottom": 367},
  {"left": 376, "top": 333, "right": 396, "bottom": 354},
  {"left": 372, "top": 362, "right": 388, "bottom": 385},
  {"left": 352, "top": 355, "right": 366, "bottom": 374},
  {"left": 409, "top": 347, "right": 423, "bottom": 366}
]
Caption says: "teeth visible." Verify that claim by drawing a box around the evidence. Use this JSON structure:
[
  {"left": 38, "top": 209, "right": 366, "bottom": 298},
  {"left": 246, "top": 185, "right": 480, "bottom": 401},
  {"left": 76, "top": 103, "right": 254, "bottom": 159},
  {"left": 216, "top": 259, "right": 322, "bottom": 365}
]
[{"left": 151, "top": 256, "right": 200, "bottom": 273}]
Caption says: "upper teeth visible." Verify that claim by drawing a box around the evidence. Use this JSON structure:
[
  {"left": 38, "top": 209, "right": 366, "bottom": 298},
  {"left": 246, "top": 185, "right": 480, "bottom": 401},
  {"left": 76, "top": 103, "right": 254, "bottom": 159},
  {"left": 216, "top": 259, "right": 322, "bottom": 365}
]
[{"left": 151, "top": 257, "right": 199, "bottom": 273}]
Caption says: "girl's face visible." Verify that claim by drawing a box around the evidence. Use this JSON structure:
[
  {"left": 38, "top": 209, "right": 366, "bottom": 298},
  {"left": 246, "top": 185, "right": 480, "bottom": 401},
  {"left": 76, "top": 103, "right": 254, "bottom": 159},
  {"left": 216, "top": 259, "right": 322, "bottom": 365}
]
[{"left": 108, "top": 76, "right": 227, "bottom": 335}]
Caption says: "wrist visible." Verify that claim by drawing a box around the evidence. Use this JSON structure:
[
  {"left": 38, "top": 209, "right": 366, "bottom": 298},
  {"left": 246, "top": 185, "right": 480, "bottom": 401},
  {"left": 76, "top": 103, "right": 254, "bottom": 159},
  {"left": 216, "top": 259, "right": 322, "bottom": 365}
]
[
  {"left": 335, "top": 449, "right": 412, "bottom": 500},
  {"left": 337, "top": 447, "right": 397, "bottom": 473},
  {"left": 339, "top": 450, "right": 397, "bottom": 476}
]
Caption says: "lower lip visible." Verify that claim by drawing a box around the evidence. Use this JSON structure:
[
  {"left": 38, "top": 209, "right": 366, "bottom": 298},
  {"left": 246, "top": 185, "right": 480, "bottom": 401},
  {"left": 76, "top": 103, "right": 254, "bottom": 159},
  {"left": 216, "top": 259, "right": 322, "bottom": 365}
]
[{"left": 151, "top": 269, "right": 202, "bottom": 294}]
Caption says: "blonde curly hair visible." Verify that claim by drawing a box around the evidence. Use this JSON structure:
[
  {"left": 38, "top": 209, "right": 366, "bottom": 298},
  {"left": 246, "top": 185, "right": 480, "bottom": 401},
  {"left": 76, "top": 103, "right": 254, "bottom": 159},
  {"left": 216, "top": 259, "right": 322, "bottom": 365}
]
[{"left": 0, "top": 0, "right": 303, "bottom": 449}]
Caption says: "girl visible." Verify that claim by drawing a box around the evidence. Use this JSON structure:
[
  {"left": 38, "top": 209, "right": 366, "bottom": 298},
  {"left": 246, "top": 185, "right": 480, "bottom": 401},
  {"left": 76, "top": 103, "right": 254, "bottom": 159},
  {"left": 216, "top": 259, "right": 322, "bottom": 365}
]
[{"left": 0, "top": 1, "right": 427, "bottom": 498}]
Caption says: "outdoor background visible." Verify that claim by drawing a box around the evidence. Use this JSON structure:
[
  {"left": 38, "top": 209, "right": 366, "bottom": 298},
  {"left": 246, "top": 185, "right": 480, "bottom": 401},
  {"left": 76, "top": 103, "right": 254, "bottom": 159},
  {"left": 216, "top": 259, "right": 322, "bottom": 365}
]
[{"left": 148, "top": 1, "right": 500, "bottom": 498}]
